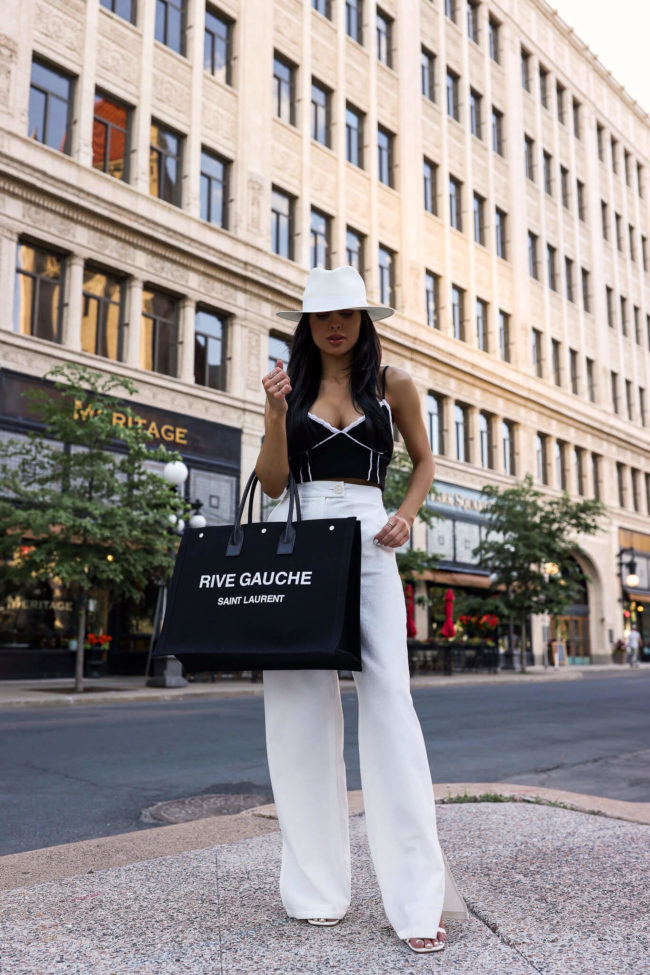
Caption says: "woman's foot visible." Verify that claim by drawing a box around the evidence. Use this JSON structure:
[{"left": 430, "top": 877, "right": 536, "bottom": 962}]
[
  {"left": 405, "top": 921, "right": 447, "bottom": 953},
  {"left": 307, "top": 917, "right": 341, "bottom": 926}
]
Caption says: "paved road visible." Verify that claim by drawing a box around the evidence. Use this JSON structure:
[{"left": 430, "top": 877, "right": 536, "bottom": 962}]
[{"left": 2, "top": 673, "right": 649, "bottom": 855}]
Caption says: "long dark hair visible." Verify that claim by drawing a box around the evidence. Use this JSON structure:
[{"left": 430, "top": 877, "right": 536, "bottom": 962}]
[{"left": 285, "top": 311, "right": 393, "bottom": 456}]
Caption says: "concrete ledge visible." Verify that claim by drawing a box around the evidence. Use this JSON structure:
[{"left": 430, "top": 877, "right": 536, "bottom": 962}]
[{"left": 3, "top": 781, "right": 648, "bottom": 893}]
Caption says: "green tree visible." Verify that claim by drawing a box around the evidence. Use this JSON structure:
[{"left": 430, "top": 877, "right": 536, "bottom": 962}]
[
  {"left": 382, "top": 446, "right": 441, "bottom": 581},
  {"left": 0, "top": 363, "right": 188, "bottom": 692},
  {"left": 473, "top": 474, "right": 605, "bottom": 672}
]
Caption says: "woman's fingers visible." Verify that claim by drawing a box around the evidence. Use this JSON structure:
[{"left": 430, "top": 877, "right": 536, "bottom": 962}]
[
  {"left": 262, "top": 362, "right": 292, "bottom": 405},
  {"left": 373, "top": 514, "right": 410, "bottom": 548}
]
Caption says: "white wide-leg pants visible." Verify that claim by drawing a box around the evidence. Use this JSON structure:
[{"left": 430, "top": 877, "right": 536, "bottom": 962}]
[{"left": 263, "top": 481, "right": 467, "bottom": 939}]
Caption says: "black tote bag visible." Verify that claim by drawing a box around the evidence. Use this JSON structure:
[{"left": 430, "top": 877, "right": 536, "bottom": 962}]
[{"left": 152, "top": 472, "right": 362, "bottom": 672}]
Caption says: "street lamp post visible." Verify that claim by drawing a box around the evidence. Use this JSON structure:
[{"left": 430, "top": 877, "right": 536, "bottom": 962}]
[{"left": 145, "top": 461, "right": 206, "bottom": 688}]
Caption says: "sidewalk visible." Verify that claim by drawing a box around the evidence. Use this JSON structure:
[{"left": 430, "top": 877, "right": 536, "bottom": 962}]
[
  {"left": 1, "top": 782, "right": 648, "bottom": 974},
  {"left": 0, "top": 663, "right": 643, "bottom": 709}
]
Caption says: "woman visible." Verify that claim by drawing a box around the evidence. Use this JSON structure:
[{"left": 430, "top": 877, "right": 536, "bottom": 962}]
[{"left": 255, "top": 266, "right": 467, "bottom": 954}]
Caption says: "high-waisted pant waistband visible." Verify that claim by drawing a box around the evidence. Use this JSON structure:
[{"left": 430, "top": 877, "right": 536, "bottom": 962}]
[{"left": 287, "top": 480, "right": 384, "bottom": 504}]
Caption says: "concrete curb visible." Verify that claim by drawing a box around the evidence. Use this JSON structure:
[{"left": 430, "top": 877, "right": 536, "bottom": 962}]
[{"left": 2, "top": 782, "right": 648, "bottom": 893}]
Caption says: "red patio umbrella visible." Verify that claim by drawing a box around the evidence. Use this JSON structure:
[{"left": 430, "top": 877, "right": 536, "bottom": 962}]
[
  {"left": 404, "top": 583, "right": 417, "bottom": 638},
  {"left": 440, "top": 588, "right": 456, "bottom": 638}
]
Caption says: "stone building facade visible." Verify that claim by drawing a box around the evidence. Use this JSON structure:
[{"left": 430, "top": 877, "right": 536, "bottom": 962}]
[{"left": 1, "top": 0, "right": 649, "bottom": 672}]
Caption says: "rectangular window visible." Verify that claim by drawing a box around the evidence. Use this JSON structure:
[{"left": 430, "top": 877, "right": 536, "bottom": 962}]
[
  {"left": 473, "top": 192, "right": 485, "bottom": 244},
  {"left": 200, "top": 148, "right": 229, "bottom": 227},
  {"left": 616, "top": 462, "right": 626, "bottom": 508},
  {"left": 560, "top": 166, "right": 569, "bottom": 208},
  {"left": 271, "top": 186, "right": 294, "bottom": 260},
  {"left": 574, "top": 447, "right": 585, "bottom": 496},
  {"left": 642, "top": 235, "right": 648, "bottom": 272},
  {"left": 556, "top": 440, "right": 567, "bottom": 490},
  {"left": 346, "top": 0, "right": 363, "bottom": 43},
  {"left": 469, "top": 88, "right": 482, "bottom": 139},
  {"left": 14, "top": 242, "right": 64, "bottom": 343},
  {"left": 624, "top": 149, "right": 631, "bottom": 186},
  {"left": 528, "top": 231, "right": 539, "bottom": 279},
  {"left": 556, "top": 81, "right": 565, "bottom": 123},
  {"left": 100, "top": 0, "right": 135, "bottom": 23},
  {"left": 634, "top": 305, "right": 641, "bottom": 344},
  {"left": 194, "top": 307, "right": 228, "bottom": 390},
  {"left": 539, "top": 65, "right": 548, "bottom": 107},
  {"left": 311, "top": 79, "right": 331, "bottom": 147},
  {"left": 310, "top": 208, "right": 331, "bottom": 269},
  {"left": 479, "top": 412, "right": 493, "bottom": 468},
  {"left": 488, "top": 16, "right": 500, "bottom": 62},
  {"left": 637, "top": 163, "right": 644, "bottom": 197},
  {"left": 543, "top": 150, "right": 553, "bottom": 195},
  {"left": 615, "top": 212, "right": 623, "bottom": 251},
  {"left": 569, "top": 348, "right": 579, "bottom": 394},
  {"left": 273, "top": 54, "right": 295, "bottom": 125},
  {"left": 601, "top": 200, "right": 609, "bottom": 240},
  {"left": 446, "top": 69, "right": 460, "bottom": 122},
  {"left": 611, "top": 136, "right": 618, "bottom": 173},
  {"left": 611, "top": 370, "right": 619, "bottom": 413},
  {"left": 577, "top": 179, "right": 586, "bottom": 221},
  {"left": 502, "top": 420, "right": 515, "bottom": 475},
  {"left": 377, "top": 125, "right": 394, "bottom": 187},
  {"left": 312, "top": 0, "right": 331, "bottom": 16},
  {"left": 495, "top": 207, "right": 507, "bottom": 259},
  {"left": 524, "top": 135, "right": 535, "bottom": 181},
  {"left": 596, "top": 122, "right": 605, "bottom": 162},
  {"left": 606, "top": 285, "right": 614, "bottom": 327},
  {"left": 629, "top": 225, "right": 636, "bottom": 261},
  {"left": 547, "top": 244, "right": 557, "bottom": 291},
  {"left": 141, "top": 288, "right": 179, "bottom": 376},
  {"left": 499, "top": 310, "right": 510, "bottom": 361},
  {"left": 451, "top": 284, "right": 464, "bottom": 340},
  {"left": 620, "top": 296, "right": 628, "bottom": 336},
  {"left": 204, "top": 6, "right": 232, "bottom": 84},
  {"left": 455, "top": 404, "right": 469, "bottom": 462},
  {"left": 551, "top": 338, "right": 561, "bottom": 385},
  {"left": 376, "top": 8, "right": 392, "bottom": 67},
  {"left": 345, "top": 103, "right": 364, "bottom": 167},
  {"left": 521, "top": 47, "right": 531, "bottom": 91},
  {"left": 346, "top": 227, "right": 365, "bottom": 273},
  {"left": 149, "top": 122, "right": 182, "bottom": 206},
  {"left": 427, "top": 393, "right": 444, "bottom": 454},
  {"left": 572, "top": 98, "right": 581, "bottom": 138},
  {"left": 92, "top": 91, "right": 130, "bottom": 181},
  {"left": 81, "top": 266, "right": 124, "bottom": 360},
  {"left": 536, "top": 434, "right": 548, "bottom": 484},
  {"left": 29, "top": 59, "right": 74, "bottom": 155},
  {"left": 425, "top": 270, "right": 440, "bottom": 328},
  {"left": 565, "top": 257, "right": 574, "bottom": 302},
  {"left": 378, "top": 245, "right": 395, "bottom": 305},
  {"left": 423, "top": 158, "right": 438, "bottom": 214},
  {"left": 532, "top": 327, "right": 543, "bottom": 377},
  {"left": 592, "top": 453, "right": 601, "bottom": 501},
  {"left": 625, "top": 379, "right": 634, "bottom": 420},
  {"left": 467, "top": 1, "right": 480, "bottom": 44},
  {"left": 586, "top": 358, "right": 595, "bottom": 402},
  {"left": 449, "top": 176, "right": 462, "bottom": 231},
  {"left": 581, "top": 268, "right": 591, "bottom": 312},
  {"left": 476, "top": 297, "right": 488, "bottom": 351},
  {"left": 445, "top": 0, "right": 457, "bottom": 24},
  {"left": 268, "top": 332, "right": 292, "bottom": 374},
  {"left": 631, "top": 469, "right": 640, "bottom": 512},
  {"left": 492, "top": 107, "right": 504, "bottom": 155},
  {"left": 640, "top": 387, "right": 647, "bottom": 427},
  {"left": 155, "top": 0, "right": 186, "bottom": 55},
  {"left": 421, "top": 47, "right": 436, "bottom": 101}
]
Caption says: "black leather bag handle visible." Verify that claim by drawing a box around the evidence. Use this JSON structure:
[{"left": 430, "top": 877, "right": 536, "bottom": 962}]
[{"left": 226, "top": 472, "right": 301, "bottom": 557}]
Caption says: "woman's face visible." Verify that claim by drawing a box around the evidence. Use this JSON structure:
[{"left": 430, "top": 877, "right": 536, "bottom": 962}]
[{"left": 308, "top": 309, "right": 362, "bottom": 358}]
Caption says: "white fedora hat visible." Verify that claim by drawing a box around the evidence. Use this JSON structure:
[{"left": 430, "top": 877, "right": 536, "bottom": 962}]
[{"left": 276, "top": 266, "right": 394, "bottom": 322}]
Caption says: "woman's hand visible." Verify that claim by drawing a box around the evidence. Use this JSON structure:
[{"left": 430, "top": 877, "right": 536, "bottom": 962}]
[
  {"left": 373, "top": 512, "right": 412, "bottom": 549},
  {"left": 262, "top": 358, "right": 292, "bottom": 414}
]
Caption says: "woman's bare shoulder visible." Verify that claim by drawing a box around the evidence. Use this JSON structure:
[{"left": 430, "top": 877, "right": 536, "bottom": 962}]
[{"left": 383, "top": 365, "right": 415, "bottom": 399}]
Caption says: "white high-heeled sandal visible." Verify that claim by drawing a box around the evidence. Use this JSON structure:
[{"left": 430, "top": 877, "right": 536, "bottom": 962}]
[
  {"left": 404, "top": 923, "right": 447, "bottom": 953},
  {"left": 307, "top": 917, "right": 341, "bottom": 926}
]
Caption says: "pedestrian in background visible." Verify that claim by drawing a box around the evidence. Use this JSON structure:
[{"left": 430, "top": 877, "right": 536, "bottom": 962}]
[
  {"left": 255, "top": 266, "right": 467, "bottom": 954},
  {"left": 626, "top": 625, "right": 642, "bottom": 667}
]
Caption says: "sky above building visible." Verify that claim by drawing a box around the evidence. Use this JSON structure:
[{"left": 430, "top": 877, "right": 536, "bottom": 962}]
[{"left": 554, "top": 0, "right": 650, "bottom": 114}]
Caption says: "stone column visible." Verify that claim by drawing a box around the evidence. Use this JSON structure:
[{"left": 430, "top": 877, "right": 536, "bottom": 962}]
[
  {"left": 178, "top": 296, "right": 195, "bottom": 384},
  {"left": 491, "top": 413, "right": 504, "bottom": 473},
  {"left": 184, "top": 0, "right": 206, "bottom": 217},
  {"left": 124, "top": 277, "right": 143, "bottom": 368},
  {"left": 0, "top": 229, "right": 17, "bottom": 332},
  {"left": 62, "top": 255, "right": 84, "bottom": 351}
]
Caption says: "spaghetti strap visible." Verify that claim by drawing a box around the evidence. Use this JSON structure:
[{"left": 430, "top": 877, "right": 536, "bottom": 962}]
[{"left": 381, "top": 364, "right": 389, "bottom": 399}]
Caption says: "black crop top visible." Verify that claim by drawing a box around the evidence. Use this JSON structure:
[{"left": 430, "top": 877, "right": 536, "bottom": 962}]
[{"left": 287, "top": 366, "right": 394, "bottom": 491}]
